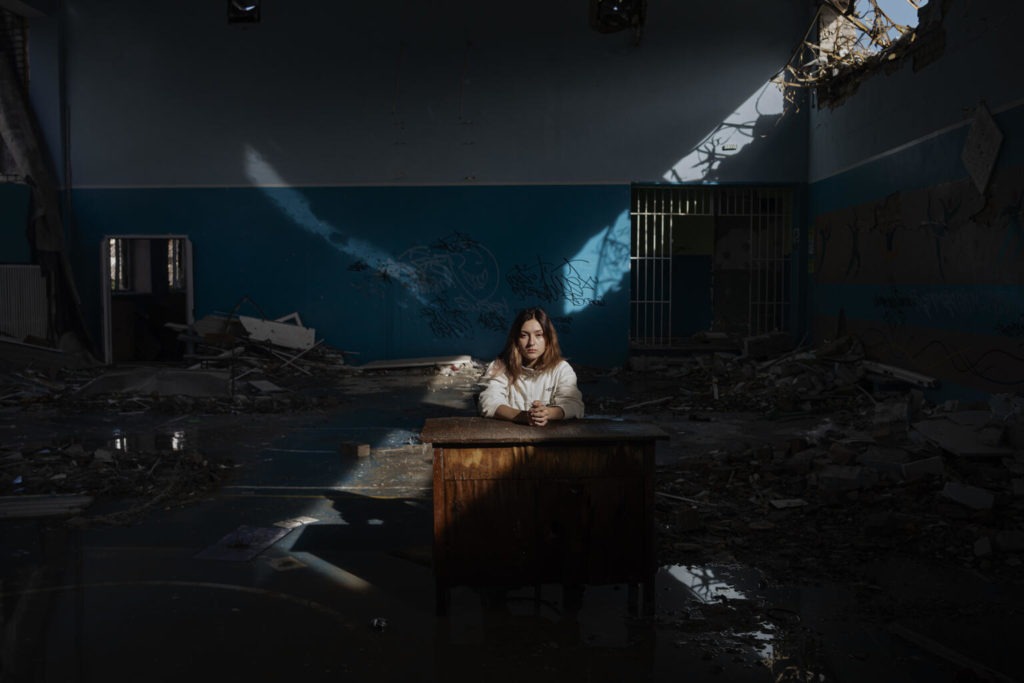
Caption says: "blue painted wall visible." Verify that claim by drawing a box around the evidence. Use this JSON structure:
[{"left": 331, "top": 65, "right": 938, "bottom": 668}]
[
  {"left": 0, "top": 183, "right": 31, "bottom": 263},
  {"left": 72, "top": 184, "right": 631, "bottom": 365}
]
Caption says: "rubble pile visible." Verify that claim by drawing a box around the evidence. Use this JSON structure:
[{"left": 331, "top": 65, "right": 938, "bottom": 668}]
[
  {"left": 0, "top": 366, "right": 70, "bottom": 410},
  {"left": 607, "top": 336, "right": 886, "bottom": 417},
  {"left": 654, "top": 396, "right": 1024, "bottom": 586},
  {"left": 0, "top": 311, "right": 360, "bottom": 414},
  {"left": 1, "top": 440, "right": 232, "bottom": 526}
]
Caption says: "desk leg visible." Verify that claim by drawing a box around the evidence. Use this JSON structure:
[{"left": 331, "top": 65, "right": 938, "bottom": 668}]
[
  {"left": 643, "top": 442, "right": 656, "bottom": 617},
  {"left": 436, "top": 581, "right": 450, "bottom": 616},
  {"left": 433, "top": 446, "right": 448, "bottom": 616},
  {"left": 643, "top": 575, "right": 655, "bottom": 616}
]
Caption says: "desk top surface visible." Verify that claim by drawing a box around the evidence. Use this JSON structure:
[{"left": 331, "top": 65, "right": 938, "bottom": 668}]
[{"left": 420, "top": 416, "right": 668, "bottom": 445}]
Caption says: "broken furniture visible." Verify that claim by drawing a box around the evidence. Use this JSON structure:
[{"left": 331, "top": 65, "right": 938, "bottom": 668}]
[{"left": 421, "top": 416, "right": 667, "bottom": 616}]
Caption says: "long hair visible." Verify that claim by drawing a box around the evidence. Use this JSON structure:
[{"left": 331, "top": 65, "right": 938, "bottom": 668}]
[{"left": 496, "top": 307, "right": 564, "bottom": 384}]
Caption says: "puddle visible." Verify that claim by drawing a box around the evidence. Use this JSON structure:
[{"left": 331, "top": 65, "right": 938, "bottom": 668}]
[
  {"left": 107, "top": 428, "right": 192, "bottom": 453},
  {"left": 666, "top": 564, "right": 756, "bottom": 604}
]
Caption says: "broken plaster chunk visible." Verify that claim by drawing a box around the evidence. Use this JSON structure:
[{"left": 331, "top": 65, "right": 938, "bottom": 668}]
[
  {"left": 902, "top": 456, "right": 945, "bottom": 481},
  {"left": 974, "top": 536, "right": 993, "bottom": 557},
  {"left": 941, "top": 482, "right": 994, "bottom": 510},
  {"left": 769, "top": 498, "right": 807, "bottom": 509},
  {"left": 92, "top": 448, "right": 114, "bottom": 463},
  {"left": 819, "top": 464, "right": 877, "bottom": 491},
  {"left": 995, "top": 530, "right": 1024, "bottom": 553},
  {"left": 859, "top": 446, "right": 909, "bottom": 480},
  {"left": 977, "top": 425, "right": 1005, "bottom": 447},
  {"left": 828, "top": 442, "right": 860, "bottom": 465},
  {"left": 873, "top": 401, "right": 909, "bottom": 425}
]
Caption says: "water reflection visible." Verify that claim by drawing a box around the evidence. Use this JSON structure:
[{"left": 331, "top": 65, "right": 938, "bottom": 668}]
[
  {"left": 666, "top": 564, "right": 750, "bottom": 603},
  {"left": 665, "top": 564, "right": 779, "bottom": 663},
  {"left": 107, "top": 429, "right": 193, "bottom": 453}
]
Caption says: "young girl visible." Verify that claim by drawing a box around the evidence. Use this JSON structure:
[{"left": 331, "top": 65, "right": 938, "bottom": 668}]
[{"left": 478, "top": 307, "right": 584, "bottom": 426}]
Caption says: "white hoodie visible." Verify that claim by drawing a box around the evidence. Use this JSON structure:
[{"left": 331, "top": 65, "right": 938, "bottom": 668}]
[{"left": 478, "top": 359, "right": 585, "bottom": 419}]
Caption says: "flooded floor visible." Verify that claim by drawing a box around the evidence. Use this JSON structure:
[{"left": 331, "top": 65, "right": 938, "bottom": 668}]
[{"left": 1, "top": 365, "right": 1021, "bottom": 682}]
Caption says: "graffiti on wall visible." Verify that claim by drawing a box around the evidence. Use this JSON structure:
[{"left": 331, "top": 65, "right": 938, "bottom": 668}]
[
  {"left": 809, "top": 178, "right": 1024, "bottom": 284},
  {"left": 813, "top": 165, "right": 1024, "bottom": 392},
  {"left": 873, "top": 285, "right": 1023, "bottom": 336},
  {"left": 348, "top": 231, "right": 514, "bottom": 337},
  {"left": 850, "top": 322, "right": 1024, "bottom": 388},
  {"left": 505, "top": 256, "right": 602, "bottom": 308},
  {"left": 347, "top": 228, "right": 619, "bottom": 338}
]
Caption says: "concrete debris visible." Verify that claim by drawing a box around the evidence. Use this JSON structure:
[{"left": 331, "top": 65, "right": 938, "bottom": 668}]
[
  {"left": 857, "top": 446, "right": 909, "bottom": 480},
  {"left": 901, "top": 455, "right": 945, "bottom": 481},
  {"left": 237, "top": 312, "right": 316, "bottom": 350},
  {"left": 769, "top": 498, "right": 807, "bottom": 509},
  {"left": 995, "top": 530, "right": 1024, "bottom": 553},
  {"left": 941, "top": 482, "right": 995, "bottom": 510},
  {"left": 818, "top": 464, "right": 877, "bottom": 491},
  {"left": 913, "top": 417, "right": 1015, "bottom": 458},
  {"left": 641, "top": 333, "right": 1024, "bottom": 585}
]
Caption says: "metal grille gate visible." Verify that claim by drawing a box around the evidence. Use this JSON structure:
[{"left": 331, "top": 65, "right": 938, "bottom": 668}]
[{"left": 630, "top": 186, "right": 792, "bottom": 347}]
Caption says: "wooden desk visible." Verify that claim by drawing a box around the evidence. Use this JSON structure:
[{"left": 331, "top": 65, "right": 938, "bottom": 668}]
[{"left": 421, "top": 417, "right": 666, "bottom": 615}]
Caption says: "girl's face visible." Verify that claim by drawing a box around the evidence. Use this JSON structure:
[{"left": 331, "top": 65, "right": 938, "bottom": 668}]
[{"left": 517, "top": 318, "right": 546, "bottom": 366}]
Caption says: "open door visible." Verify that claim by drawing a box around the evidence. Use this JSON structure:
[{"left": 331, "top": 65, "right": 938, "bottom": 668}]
[{"left": 100, "top": 236, "right": 194, "bottom": 364}]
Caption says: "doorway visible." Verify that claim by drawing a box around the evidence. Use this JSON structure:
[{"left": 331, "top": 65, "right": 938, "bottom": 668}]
[
  {"left": 100, "top": 236, "right": 194, "bottom": 364},
  {"left": 629, "top": 186, "right": 794, "bottom": 348}
]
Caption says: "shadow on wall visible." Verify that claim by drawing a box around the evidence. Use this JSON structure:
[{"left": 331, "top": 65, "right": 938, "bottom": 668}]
[{"left": 662, "top": 81, "right": 805, "bottom": 184}]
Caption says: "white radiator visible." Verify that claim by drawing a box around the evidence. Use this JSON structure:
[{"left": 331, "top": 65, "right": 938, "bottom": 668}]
[{"left": 0, "top": 264, "right": 49, "bottom": 340}]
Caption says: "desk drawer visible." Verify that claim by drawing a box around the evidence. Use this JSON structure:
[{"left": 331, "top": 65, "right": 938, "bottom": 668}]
[{"left": 438, "top": 443, "right": 646, "bottom": 480}]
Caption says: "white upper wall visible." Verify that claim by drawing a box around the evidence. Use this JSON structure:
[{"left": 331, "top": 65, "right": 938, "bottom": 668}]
[{"left": 29, "top": 0, "right": 810, "bottom": 187}]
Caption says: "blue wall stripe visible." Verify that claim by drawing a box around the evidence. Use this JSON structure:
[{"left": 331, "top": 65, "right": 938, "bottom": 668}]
[{"left": 70, "top": 184, "right": 632, "bottom": 367}]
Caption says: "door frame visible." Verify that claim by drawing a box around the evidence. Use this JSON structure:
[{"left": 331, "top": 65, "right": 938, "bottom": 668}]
[{"left": 99, "top": 234, "right": 195, "bottom": 364}]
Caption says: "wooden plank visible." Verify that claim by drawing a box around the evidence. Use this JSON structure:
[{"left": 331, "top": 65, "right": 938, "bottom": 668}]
[
  {"left": 421, "top": 416, "right": 668, "bottom": 445},
  {"left": 358, "top": 355, "right": 473, "bottom": 370}
]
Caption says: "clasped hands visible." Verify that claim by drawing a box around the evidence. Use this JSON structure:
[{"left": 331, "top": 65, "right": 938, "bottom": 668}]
[{"left": 526, "top": 400, "right": 563, "bottom": 427}]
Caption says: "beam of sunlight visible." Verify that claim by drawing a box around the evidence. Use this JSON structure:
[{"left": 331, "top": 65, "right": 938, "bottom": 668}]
[
  {"left": 561, "top": 210, "right": 631, "bottom": 316},
  {"left": 288, "top": 551, "right": 376, "bottom": 592},
  {"left": 663, "top": 82, "right": 785, "bottom": 183},
  {"left": 243, "top": 145, "right": 427, "bottom": 303}
]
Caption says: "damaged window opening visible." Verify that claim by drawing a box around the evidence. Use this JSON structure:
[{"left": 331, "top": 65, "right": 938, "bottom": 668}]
[
  {"left": 168, "top": 238, "right": 185, "bottom": 291},
  {"left": 108, "top": 238, "right": 131, "bottom": 292},
  {"left": 773, "top": 0, "right": 930, "bottom": 107}
]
